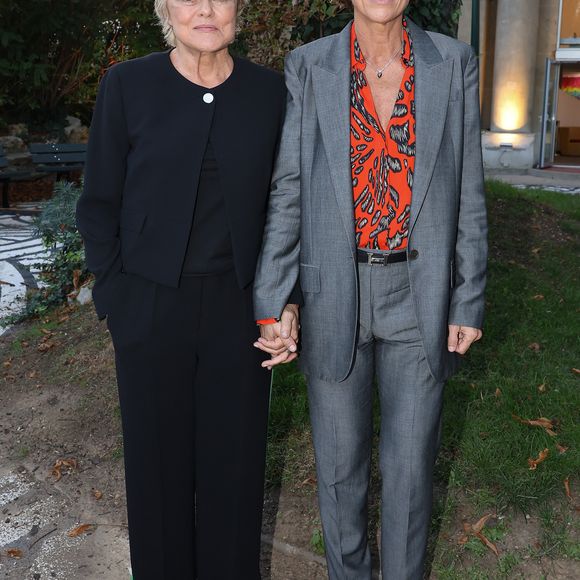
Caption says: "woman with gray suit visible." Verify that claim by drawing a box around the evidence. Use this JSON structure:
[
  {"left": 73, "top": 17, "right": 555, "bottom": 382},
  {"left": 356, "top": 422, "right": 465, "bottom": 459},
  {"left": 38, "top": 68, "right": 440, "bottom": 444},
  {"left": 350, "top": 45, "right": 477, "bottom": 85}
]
[{"left": 254, "top": 0, "right": 488, "bottom": 578}]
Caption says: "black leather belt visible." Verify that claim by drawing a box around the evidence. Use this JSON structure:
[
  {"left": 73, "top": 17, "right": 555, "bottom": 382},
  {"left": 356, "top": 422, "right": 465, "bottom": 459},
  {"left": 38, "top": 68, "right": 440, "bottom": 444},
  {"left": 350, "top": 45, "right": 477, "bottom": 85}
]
[{"left": 357, "top": 249, "right": 408, "bottom": 265}]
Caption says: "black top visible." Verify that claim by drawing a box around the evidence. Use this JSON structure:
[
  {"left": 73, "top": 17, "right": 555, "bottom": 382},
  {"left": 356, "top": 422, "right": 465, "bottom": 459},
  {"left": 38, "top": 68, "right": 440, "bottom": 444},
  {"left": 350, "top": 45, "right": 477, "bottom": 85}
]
[
  {"left": 182, "top": 139, "right": 233, "bottom": 276},
  {"left": 76, "top": 50, "right": 296, "bottom": 319}
]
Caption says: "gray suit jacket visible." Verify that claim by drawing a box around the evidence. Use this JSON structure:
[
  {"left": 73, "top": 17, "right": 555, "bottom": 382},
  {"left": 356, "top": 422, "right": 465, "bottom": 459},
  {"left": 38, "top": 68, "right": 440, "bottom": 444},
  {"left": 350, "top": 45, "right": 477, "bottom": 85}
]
[{"left": 254, "top": 20, "right": 488, "bottom": 383}]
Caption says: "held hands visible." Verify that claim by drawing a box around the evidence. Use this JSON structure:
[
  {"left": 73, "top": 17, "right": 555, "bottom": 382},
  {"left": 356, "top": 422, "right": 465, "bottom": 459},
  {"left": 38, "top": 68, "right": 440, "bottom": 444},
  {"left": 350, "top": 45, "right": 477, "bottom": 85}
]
[
  {"left": 254, "top": 304, "right": 300, "bottom": 370},
  {"left": 447, "top": 324, "right": 482, "bottom": 355}
]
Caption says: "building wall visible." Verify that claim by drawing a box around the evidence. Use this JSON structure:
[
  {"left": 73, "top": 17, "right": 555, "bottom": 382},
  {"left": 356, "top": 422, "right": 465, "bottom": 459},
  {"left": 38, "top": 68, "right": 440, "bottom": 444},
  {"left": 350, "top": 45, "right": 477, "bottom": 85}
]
[
  {"left": 532, "top": 0, "right": 560, "bottom": 159},
  {"left": 460, "top": 0, "right": 564, "bottom": 166}
]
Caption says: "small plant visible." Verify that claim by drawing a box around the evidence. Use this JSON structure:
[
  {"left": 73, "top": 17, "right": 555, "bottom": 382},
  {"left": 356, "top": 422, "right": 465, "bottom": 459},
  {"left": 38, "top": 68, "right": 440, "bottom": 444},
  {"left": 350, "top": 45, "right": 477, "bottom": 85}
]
[
  {"left": 310, "top": 528, "right": 326, "bottom": 555},
  {"left": 1, "top": 180, "right": 89, "bottom": 325}
]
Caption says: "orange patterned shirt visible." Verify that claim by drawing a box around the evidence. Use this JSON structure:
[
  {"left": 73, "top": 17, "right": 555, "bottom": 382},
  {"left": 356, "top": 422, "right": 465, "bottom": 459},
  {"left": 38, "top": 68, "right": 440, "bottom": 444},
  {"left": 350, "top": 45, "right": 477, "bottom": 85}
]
[{"left": 351, "top": 18, "right": 415, "bottom": 251}]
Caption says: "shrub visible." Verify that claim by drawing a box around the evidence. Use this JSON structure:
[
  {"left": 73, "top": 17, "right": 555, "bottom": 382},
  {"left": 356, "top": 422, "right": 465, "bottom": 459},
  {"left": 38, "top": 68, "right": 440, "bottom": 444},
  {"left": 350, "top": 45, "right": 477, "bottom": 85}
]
[{"left": 2, "top": 181, "right": 89, "bottom": 324}]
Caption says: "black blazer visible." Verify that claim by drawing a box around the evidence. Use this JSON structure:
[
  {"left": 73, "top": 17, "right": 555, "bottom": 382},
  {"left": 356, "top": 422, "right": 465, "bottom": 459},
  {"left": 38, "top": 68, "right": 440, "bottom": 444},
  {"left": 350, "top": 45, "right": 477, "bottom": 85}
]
[{"left": 76, "top": 51, "right": 288, "bottom": 320}]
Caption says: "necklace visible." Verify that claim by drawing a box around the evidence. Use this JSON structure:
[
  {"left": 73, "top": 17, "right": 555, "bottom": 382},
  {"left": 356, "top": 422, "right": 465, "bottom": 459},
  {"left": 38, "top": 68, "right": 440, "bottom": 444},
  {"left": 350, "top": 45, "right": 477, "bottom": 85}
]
[{"left": 365, "top": 43, "right": 402, "bottom": 78}]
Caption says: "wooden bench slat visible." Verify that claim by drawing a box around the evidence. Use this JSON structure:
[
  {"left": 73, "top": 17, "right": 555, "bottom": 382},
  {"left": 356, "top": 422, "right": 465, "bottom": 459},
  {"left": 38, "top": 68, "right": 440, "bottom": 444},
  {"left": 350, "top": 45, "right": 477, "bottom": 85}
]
[
  {"left": 31, "top": 152, "right": 86, "bottom": 164},
  {"left": 29, "top": 143, "right": 87, "bottom": 154}
]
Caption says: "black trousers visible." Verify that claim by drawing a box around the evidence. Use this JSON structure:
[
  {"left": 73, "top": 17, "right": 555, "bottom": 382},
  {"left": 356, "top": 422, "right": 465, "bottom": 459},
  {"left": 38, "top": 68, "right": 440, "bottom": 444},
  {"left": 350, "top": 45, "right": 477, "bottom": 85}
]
[{"left": 108, "top": 269, "right": 270, "bottom": 579}]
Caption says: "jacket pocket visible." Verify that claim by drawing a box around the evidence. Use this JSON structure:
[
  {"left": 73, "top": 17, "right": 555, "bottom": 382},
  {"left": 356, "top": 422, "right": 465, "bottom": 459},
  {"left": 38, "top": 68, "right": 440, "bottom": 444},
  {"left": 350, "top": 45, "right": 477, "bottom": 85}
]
[
  {"left": 299, "top": 263, "right": 320, "bottom": 294},
  {"left": 120, "top": 207, "right": 147, "bottom": 233}
]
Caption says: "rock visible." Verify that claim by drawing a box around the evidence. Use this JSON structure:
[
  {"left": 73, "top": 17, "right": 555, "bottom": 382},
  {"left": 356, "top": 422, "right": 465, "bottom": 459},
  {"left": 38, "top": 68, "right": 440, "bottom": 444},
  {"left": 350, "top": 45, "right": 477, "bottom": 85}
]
[
  {"left": 7, "top": 123, "right": 28, "bottom": 138},
  {"left": 76, "top": 286, "right": 93, "bottom": 306},
  {"left": 64, "top": 115, "right": 82, "bottom": 131},
  {"left": 0, "top": 135, "right": 26, "bottom": 153},
  {"left": 67, "top": 126, "right": 90, "bottom": 144}
]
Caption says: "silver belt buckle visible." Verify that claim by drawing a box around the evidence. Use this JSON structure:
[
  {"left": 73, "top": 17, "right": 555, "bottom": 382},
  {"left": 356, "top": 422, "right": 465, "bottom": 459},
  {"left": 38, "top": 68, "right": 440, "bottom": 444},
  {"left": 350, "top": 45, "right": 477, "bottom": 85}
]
[{"left": 369, "top": 253, "right": 386, "bottom": 265}]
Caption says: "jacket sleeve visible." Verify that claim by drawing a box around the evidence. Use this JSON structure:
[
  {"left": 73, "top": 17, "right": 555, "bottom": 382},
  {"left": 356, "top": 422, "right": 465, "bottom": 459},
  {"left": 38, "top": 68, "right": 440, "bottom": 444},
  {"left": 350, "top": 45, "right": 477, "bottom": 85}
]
[
  {"left": 448, "top": 48, "right": 488, "bottom": 329},
  {"left": 253, "top": 52, "right": 303, "bottom": 320},
  {"left": 76, "top": 66, "right": 130, "bottom": 319}
]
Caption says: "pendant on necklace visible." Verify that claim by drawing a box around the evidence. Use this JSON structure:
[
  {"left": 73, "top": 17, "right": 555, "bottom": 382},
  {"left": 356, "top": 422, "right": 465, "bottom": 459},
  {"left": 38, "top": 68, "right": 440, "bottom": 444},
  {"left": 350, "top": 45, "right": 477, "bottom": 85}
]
[{"left": 377, "top": 71, "right": 383, "bottom": 79}]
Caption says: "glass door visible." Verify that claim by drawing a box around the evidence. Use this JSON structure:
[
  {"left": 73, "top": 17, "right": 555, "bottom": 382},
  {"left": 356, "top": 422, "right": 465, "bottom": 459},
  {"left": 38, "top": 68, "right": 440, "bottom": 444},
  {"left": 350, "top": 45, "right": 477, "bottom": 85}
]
[{"left": 539, "top": 59, "right": 561, "bottom": 168}]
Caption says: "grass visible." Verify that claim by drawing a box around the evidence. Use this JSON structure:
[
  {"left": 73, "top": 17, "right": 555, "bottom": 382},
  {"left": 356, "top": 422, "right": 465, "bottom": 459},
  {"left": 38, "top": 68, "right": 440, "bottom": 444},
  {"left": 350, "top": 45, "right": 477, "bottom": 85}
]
[{"left": 266, "top": 181, "right": 580, "bottom": 573}]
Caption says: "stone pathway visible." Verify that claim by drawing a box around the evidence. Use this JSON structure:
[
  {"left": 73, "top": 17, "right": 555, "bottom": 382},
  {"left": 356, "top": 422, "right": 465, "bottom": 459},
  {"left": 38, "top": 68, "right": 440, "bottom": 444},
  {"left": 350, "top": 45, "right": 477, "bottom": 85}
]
[
  {"left": 0, "top": 465, "right": 130, "bottom": 579},
  {"left": 512, "top": 183, "right": 580, "bottom": 195},
  {"left": 0, "top": 206, "right": 51, "bottom": 335}
]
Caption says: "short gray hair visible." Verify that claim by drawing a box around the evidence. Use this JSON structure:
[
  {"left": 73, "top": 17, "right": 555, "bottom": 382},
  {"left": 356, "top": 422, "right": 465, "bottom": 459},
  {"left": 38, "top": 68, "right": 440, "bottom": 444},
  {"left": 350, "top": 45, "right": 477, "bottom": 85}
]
[{"left": 155, "top": 0, "right": 246, "bottom": 47}]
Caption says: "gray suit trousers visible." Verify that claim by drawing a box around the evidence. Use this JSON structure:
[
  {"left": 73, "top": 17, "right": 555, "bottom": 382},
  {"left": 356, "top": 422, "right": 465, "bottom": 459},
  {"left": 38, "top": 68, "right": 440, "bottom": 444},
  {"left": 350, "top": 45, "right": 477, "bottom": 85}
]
[{"left": 307, "top": 262, "right": 444, "bottom": 580}]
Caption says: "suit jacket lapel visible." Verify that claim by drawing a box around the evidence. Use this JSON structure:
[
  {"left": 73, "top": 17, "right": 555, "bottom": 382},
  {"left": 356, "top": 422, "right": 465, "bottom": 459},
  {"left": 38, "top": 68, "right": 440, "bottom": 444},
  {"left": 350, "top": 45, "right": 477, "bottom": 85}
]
[
  {"left": 312, "top": 23, "right": 356, "bottom": 254},
  {"left": 408, "top": 21, "right": 453, "bottom": 233}
]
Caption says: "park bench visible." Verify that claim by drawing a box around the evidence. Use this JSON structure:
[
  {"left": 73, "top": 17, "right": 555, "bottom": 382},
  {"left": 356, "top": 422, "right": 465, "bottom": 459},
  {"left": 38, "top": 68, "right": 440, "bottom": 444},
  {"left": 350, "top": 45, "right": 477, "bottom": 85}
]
[
  {"left": 29, "top": 143, "right": 87, "bottom": 182},
  {"left": 0, "top": 144, "right": 34, "bottom": 209}
]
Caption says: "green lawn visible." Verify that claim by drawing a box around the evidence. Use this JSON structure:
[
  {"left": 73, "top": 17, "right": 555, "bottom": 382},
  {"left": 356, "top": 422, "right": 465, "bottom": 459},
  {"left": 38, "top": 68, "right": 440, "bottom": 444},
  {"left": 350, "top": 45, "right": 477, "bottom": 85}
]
[{"left": 266, "top": 180, "right": 580, "bottom": 577}]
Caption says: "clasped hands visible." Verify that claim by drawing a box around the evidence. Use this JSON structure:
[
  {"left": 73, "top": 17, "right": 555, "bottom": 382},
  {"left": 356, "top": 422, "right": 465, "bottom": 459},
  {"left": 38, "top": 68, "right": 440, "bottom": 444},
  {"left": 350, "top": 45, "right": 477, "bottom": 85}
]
[
  {"left": 253, "top": 304, "right": 300, "bottom": 370},
  {"left": 253, "top": 308, "right": 482, "bottom": 370}
]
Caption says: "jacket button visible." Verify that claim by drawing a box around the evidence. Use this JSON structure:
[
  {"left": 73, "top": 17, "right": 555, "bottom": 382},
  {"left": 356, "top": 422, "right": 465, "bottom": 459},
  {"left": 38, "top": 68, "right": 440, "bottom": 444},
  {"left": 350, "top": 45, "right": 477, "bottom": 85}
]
[{"left": 409, "top": 249, "right": 419, "bottom": 260}]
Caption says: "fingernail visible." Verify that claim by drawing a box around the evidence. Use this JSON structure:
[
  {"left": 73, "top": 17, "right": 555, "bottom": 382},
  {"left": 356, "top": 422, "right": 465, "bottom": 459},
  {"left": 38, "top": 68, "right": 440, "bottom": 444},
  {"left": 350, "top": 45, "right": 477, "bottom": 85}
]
[
  {"left": 448, "top": 346, "right": 455, "bottom": 352},
  {"left": 289, "top": 345, "right": 296, "bottom": 352}
]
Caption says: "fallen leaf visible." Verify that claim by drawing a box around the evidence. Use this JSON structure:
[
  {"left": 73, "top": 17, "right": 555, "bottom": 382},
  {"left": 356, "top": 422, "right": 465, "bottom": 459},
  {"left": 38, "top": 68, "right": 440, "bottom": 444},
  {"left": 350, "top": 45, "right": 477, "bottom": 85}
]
[
  {"left": 51, "top": 458, "right": 78, "bottom": 481},
  {"left": 37, "top": 341, "right": 55, "bottom": 353},
  {"left": 528, "top": 448, "right": 549, "bottom": 470},
  {"left": 0, "top": 280, "right": 15, "bottom": 287},
  {"left": 72, "top": 270, "right": 81, "bottom": 290},
  {"left": 58, "top": 315, "right": 70, "bottom": 324},
  {"left": 92, "top": 489, "right": 103, "bottom": 500},
  {"left": 301, "top": 476, "right": 317, "bottom": 488},
  {"left": 538, "top": 383, "right": 546, "bottom": 393},
  {"left": 564, "top": 477, "right": 573, "bottom": 502},
  {"left": 512, "top": 415, "right": 556, "bottom": 436},
  {"left": 26, "top": 370, "right": 37, "bottom": 379},
  {"left": 475, "top": 531, "right": 499, "bottom": 557},
  {"left": 572, "top": 368, "right": 580, "bottom": 375},
  {"left": 471, "top": 514, "right": 493, "bottom": 533},
  {"left": 68, "top": 524, "right": 93, "bottom": 537},
  {"left": 459, "top": 514, "right": 499, "bottom": 556},
  {"left": 531, "top": 294, "right": 545, "bottom": 300},
  {"left": 3, "top": 359, "right": 12, "bottom": 369},
  {"left": 531, "top": 247, "right": 541, "bottom": 255},
  {"left": 6, "top": 548, "right": 23, "bottom": 558},
  {"left": 556, "top": 443, "right": 569, "bottom": 454},
  {"left": 494, "top": 388, "right": 501, "bottom": 398},
  {"left": 40, "top": 328, "right": 53, "bottom": 336},
  {"left": 528, "top": 342, "right": 541, "bottom": 352}
]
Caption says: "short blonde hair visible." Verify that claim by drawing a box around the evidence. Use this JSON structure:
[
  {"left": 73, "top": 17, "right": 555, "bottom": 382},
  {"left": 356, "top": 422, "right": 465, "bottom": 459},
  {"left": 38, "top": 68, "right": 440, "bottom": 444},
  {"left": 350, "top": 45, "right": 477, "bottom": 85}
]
[{"left": 155, "top": 0, "right": 246, "bottom": 47}]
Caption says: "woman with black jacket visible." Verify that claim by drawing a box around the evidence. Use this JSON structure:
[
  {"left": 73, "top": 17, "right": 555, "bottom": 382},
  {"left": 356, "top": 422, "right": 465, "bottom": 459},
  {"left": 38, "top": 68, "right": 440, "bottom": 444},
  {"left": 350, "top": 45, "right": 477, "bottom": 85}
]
[{"left": 76, "top": 1, "right": 298, "bottom": 578}]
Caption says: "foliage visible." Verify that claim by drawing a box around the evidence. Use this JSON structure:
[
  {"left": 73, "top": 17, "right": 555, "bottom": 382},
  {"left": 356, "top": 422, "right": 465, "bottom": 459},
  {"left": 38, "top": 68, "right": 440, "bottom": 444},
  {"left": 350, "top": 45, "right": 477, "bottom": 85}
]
[
  {"left": 407, "top": 0, "right": 463, "bottom": 38},
  {"left": 3, "top": 181, "right": 89, "bottom": 324},
  {"left": 237, "top": 0, "right": 463, "bottom": 70},
  {"left": 0, "top": 0, "right": 164, "bottom": 128},
  {"left": 1, "top": 1, "right": 464, "bottom": 125}
]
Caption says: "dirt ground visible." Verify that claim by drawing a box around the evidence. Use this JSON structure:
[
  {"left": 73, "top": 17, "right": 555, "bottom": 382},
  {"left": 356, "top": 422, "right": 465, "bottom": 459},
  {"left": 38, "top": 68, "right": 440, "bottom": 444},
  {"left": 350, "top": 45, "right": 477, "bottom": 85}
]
[
  {"left": 1, "top": 303, "right": 578, "bottom": 579},
  {"left": 0, "top": 303, "right": 330, "bottom": 579}
]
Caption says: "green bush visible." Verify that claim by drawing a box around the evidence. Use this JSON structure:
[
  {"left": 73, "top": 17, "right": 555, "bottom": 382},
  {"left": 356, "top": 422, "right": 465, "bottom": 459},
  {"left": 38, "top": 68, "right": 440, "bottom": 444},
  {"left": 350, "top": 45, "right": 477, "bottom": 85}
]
[
  {"left": 1, "top": 1, "right": 464, "bottom": 126},
  {"left": 2, "top": 181, "right": 89, "bottom": 324},
  {"left": 237, "top": 0, "right": 463, "bottom": 69}
]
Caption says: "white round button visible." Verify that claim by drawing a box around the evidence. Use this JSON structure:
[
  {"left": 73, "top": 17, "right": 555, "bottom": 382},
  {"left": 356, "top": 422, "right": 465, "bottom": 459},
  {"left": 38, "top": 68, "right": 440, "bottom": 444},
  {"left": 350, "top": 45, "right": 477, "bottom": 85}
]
[{"left": 203, "top": 93, "right": 214, "bottom": 104}]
